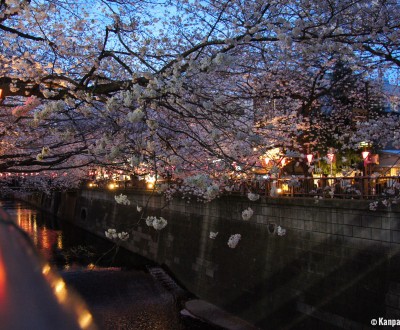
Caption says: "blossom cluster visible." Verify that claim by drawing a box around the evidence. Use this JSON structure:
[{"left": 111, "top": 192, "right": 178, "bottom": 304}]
[
  {"left": 164, "top": 175, "right": 223, "bottom": 202},
  {"left": 369, "top": 183, "right": 400, "bottom": 211},
  {"left": 36, "top": 146, "right": 50, "bottom": 161},
  {"left": 127, "top": 108, "right": 145, "bottom": 123},
  {"left": 241, "top": 207, "right": 254, "bottom": 221},
  {"left": 145, "top": 216, "right": 168, "bottom": 230},
  {"left": 114, "top": 194, "right": 131, "bottom": 205},
  {"left": 11, "top": 96, "right": 41, "bottom": 117},
  {"left": 369, "top": 201, "right": 378, "bottom": 211},
  {"left": 247, "top": 192, "right": 260, "bottom": 201},
  {"left": 227, "top": 234, "right": 241, "bottom": 248},
  {"left": 105, "top": 228, "right": 130, "bottom": 241},
  {"left": 276, "top": 226, "right": 286, "bottom": 236},
  {"left": 209, "top": 231, "right": 218, "bottom": 239}
]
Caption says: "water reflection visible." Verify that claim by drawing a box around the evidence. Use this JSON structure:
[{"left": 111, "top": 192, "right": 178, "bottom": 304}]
[
  {"left": 2, "top": 200, "right": 101, "bottom": 270},
  {"left": 4, "top": 200, "right": 63, "bottom": 266},
  {"left": 21, "top": 212, "right": 60, "bottom": 261},
  {"left": 1, "top": 199, "right": 221, "bottom": 330},
  {"left": 0, "top": 252, "right": 6, "bottom": 307}
]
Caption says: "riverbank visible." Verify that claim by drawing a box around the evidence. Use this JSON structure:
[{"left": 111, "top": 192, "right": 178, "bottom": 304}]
[
  {"left": 62, "top": 268, "right": 232, "bottom": 330},
  {"left": 9, "top": 196, "right": 257, "bottom": 329},
  {"left": 17, "top": 189, "right": 400, "bottom": 329}
]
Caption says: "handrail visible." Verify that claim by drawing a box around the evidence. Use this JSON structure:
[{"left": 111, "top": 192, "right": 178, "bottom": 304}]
[
  {"left": 254, "top": 175, "right": 400, "bottom": 199},
  {"left": 81, "top": 175, "right": 400, "bottom": 200},
  {"left": 0, "top": 208, "right": 96, "bottom": 330}
]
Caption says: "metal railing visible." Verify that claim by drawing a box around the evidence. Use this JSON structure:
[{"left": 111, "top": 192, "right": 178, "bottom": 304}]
[
  {"left": 82, "top": 175, "right": 400, "bottom": 201},
  {"left": 232, "top": 176, "right": 400, "bottom": 200},
  {"left": 0, "top": 208, "right": 96, "bottom": 330}
]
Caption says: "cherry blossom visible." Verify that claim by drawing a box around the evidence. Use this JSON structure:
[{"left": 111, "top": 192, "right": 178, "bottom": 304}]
[
  {"left": 114, "top": 194, "right": 131, "bottom": 205},
  {"left": 0, "top": 0, "right": 399, "bottom": 210},
  {"left": 227, "top": 234, "right": 242, "bottom": 249},
  {"left": 145, "top": 216, "right": 168, "bottom": 230},
  {"left": 209, "top": 232, "right": 219, "bottom": 239},
  {"left": 241, "top": 207, "right": 254, "bottom": 221}
]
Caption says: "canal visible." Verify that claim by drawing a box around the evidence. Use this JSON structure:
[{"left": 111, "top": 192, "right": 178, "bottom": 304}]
[{"left": 1, "top": 199, "right": 221, "bottom": 330}]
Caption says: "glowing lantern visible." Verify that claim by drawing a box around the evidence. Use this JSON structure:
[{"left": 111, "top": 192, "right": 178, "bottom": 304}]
[
  {"left": 306, "top": 154, "right": 313, "bottom": 164},
  {"left": 362, "top": 151, "right": 370, "bottom": 161},
  {"left": 145, "top": 175, "right": 156, "bottom": 189}
]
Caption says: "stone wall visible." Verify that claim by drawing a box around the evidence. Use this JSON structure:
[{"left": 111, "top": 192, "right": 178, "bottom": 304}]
[{"left": 29, "top": 189, "right": 400, "bottom": 329}]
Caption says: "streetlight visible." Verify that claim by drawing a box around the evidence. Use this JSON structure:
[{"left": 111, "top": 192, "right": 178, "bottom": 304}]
[
  {"left": 327, "top": 150, "right": 335, "bottom": 176},
  {"left": 306, "top": 153, "right": 313, "bottom": 165},
  {"left": 362, "top": 150, "right": 370, "bottom": 176},
  {"left": 362, "top": 150, "right": 370, "bottom": 161}
]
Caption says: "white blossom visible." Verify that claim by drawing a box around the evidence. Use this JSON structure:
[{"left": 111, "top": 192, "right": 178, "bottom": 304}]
[
  {"left": 153, "top": 217, "right": 168, "bottom": 230},
  {"left": 41, "top": 146, "right": 50, "bottom": 156},
  {"left": 127, "top": 108, "right": 145, "bottom": 123},
  {"left": 105, "top": 228, "right": 130, "bottom": 241},
  {"left": 123, "top": 91, "right": 134, "bottom": 107},
  {"left": 276, "top": 226, "right": 286, "bottom": 236},
  {"left": 117, "top": 231, "right": 130, "bottom": 241},
  {"left": 209, "top": 232, "right": 218, "bottom": 239},
  {"left": 106, "top": 96, "right": 119, "bottom": 111},
  {"left": 137, "top": 205, "right": 143, "bottom": 212},
  {"left": 145, "top": 216, "right": 168, "bottom": 230},
  {"left": 386, "top": 188, "right": 396, "bottom": 195},
  {"left": 369, "top": 201, "right": 378, "bottom": 211},
  {"left": 241, "top": 207, "right": 254, "bottom": 221},
  {"left": 105, "top": 228, "right": 118, "bottom": 239},
  {"left": 146, "top": 216, "right": 156, "bottom": 227},
  {"left": 227, "top": 234, "right": 241, "bottom": 248},
  {"left": 247, "top": 192, "right": 260, "bottom": 201},
  {"left": 114, "top": 194, "right": 130, "bottom": 205}
]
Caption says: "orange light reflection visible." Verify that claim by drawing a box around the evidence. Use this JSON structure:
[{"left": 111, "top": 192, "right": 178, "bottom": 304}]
[{"left": 0, "top": 252, "right": 7, "bottom": 307}]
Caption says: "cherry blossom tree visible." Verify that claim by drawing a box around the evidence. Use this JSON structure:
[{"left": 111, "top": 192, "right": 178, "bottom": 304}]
[{"left": 0, "top": 0, "right": 399, "bottom": 197}]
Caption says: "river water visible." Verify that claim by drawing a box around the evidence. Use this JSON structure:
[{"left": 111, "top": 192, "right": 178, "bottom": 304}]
[{"left": 1, "top": 199, "right": 221, "bottom": 330}]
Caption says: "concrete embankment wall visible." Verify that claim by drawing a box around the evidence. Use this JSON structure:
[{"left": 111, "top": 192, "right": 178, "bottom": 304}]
[{"left": 24, "top": 189, "right": 400, "bottom": 329}]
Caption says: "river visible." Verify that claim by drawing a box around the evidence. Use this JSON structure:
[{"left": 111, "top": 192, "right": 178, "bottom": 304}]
[{"left": 1, "top": 199, "right": 221, "bottom": 330}]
